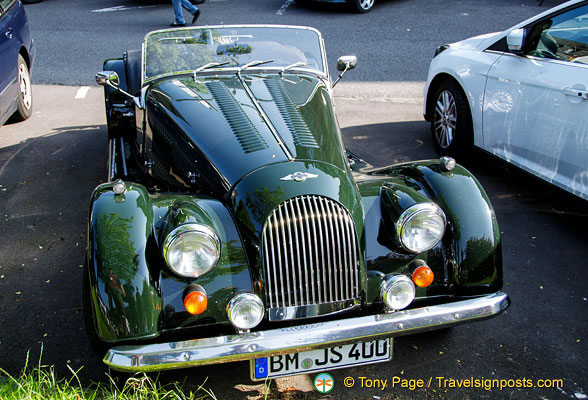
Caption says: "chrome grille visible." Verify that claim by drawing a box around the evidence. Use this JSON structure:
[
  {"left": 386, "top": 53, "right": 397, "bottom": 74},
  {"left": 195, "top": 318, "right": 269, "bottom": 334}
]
[{"left": 262, "top": 195, "right": 360, "bottom": 310}]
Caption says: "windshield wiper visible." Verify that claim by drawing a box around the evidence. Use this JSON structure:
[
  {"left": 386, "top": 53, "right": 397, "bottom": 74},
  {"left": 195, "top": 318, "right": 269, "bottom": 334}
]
[
  {"left": 280, "top": 61, "right": 308, "bottom": 76},
  {"left": 196, "top": 61, "right": 231, "bottom": 72},
  {"left": 239, "top": 59, "right": 274, "bottom": 71},
  {"left": 193, "top": 61, "right": 231, "bottom": 79}
]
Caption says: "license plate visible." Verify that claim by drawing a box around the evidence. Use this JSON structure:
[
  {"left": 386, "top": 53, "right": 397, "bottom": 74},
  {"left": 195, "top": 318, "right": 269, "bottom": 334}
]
[{"left": 250, "top": 338, "right": 392, "bottom": 381}]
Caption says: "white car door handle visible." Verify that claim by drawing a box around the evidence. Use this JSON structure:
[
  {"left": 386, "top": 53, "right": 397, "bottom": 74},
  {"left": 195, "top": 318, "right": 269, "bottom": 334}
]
[{"left": 563, "top": 87, "right": 588, "bottom": 100}]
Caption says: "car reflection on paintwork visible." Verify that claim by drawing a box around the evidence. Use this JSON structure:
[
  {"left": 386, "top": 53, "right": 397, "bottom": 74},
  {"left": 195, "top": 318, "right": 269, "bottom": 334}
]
[{"left": 424, "top": 0, "right": 588, "bottom": 200}]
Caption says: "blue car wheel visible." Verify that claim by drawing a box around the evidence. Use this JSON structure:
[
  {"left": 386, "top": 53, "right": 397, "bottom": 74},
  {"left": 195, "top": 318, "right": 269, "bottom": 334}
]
[{"left": 354, "top": 0, "right": 374, "bottom": 12}]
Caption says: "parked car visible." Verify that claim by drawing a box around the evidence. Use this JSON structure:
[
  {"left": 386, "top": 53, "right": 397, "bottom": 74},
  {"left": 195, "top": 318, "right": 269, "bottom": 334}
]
[
  {"left": 424, "top": 0, "right": 588, "bottom": 201},
  {"left": 86, "top": 24, "right": 509, "bottom": 379},
  {"left": 0, "top": 0, "right": 34, "bottom": 126},
  {"left": 295, "top": 0, "right": 374, "bottom": 13}
]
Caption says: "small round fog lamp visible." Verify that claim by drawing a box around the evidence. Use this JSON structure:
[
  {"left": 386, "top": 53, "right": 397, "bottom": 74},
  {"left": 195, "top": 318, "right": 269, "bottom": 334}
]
[
  {"left": 380, "top": 275, "right": 416, "bottom": 311},
  {"left": 227, "top": 293, "right": 264, "bottom": 330}
]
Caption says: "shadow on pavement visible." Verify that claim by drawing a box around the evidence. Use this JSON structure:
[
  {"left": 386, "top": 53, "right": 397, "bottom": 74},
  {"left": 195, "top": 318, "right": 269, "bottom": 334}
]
[{"left": 0, "top": 126, "right": 107, "bottom": 381}]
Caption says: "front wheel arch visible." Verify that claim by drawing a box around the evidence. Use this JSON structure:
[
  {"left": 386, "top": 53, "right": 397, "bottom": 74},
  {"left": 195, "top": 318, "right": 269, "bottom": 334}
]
[{"left": 427, "top": 76, "right": 473, "bottom": 157}]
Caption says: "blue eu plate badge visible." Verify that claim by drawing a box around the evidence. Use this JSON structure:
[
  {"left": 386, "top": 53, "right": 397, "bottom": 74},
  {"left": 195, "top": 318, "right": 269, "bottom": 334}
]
[{"left": 254, "top": 357, "right": 268, "bottom": 379}]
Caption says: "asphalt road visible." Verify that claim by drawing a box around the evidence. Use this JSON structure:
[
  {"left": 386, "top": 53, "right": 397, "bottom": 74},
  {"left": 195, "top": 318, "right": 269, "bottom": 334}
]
[
  {"left": 25, "top": 0, "right": 568, "bottom": 85},
  {"left": 1, "top": 0, "right": 586, "bottom": 399}
]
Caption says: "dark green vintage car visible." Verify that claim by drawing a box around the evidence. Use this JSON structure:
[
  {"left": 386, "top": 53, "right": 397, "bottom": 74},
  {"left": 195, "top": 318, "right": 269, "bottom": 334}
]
[{"left": 86, "top": 25, "right": 509, "bottom": 380}]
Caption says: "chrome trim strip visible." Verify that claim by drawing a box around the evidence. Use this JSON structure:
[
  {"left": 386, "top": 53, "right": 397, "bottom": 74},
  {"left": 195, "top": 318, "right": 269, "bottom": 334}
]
[
  {"left": 277, "top": 205, "right": 291, "bottom": 306},
  {"left": 108, "top": 139, "right": 116, "bottom": 181},
  {"left": 330, "top": 201, "right": 341, "bottom": 299},
  {"left": 270, "top": 213, "right": 279, "bottom": 309},
  {"left": 269, "top": 299, "right": 360, "bottom": 321},
  {"left": 287, "top": 200, "right": 300, "bottom": 305},
  {"left": 104, "top": 293, "right": 510, "bottom": 372},
  {"left": 295, "top": 197, "right": 310, "bottom": 305},
  {"left": 317, "top": 197, "right": 332, "bottom": 302},
  {"left": 237, "top": 71, "right": 294, "bottom": 161},
  {"left": 308, "top": 196, "right": 321, "bottom": 304}
]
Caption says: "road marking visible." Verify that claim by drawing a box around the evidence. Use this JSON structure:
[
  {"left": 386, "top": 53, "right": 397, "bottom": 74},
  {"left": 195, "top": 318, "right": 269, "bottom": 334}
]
[
  {"left": 91, "top": 5, "right": 156, "bottom": 13},
  {"left": 276, "top": 0, "right": 294, "bottom": 15},
  {"left": 75, "top": 86, "right": 91, "bottom": 99}
]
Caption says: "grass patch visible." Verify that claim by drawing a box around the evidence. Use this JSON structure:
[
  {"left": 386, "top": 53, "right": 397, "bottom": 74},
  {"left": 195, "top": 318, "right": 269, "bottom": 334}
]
[{"left": 0, "top": 351, "right": 216, "bottom": 400}]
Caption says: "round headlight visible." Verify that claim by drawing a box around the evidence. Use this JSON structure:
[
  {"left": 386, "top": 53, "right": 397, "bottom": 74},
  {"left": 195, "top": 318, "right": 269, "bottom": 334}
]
[
  {"left": 380, "top": 275, "right": 415, "bottom": 311},
  {"left": 163, "top": 224, "right": 220, "bottom": 278},
  {"left": 227, "top": 293, "right": 264, "bottom": 330},
  {"left": 396, "top": 203, "right": 446, "bottom": 253}
]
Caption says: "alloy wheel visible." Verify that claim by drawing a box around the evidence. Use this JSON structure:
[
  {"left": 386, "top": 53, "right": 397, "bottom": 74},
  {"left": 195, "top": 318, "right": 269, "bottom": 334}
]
[
  {"left": 356, "top": 0, "right": 374, "bottom": 12},
  {"left": 433, "top": 90, "right": 457, "bottom": 149}
]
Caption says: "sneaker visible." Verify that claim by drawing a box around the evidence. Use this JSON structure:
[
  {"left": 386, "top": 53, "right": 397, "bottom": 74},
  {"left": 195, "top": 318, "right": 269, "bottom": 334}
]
[{"left": 170, "top": 22, "right": 186, "bottom": 27}]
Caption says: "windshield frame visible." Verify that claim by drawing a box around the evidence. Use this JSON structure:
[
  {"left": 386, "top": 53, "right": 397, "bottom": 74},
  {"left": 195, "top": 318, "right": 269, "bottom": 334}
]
[{"left": 140, "top": 24, "right": 329, "bottom": 85}]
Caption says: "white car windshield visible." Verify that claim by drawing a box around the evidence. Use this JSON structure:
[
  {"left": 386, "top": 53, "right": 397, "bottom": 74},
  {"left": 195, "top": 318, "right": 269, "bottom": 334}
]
[{"left": 143, "top": 25, "right": 325, "bottom": 81}]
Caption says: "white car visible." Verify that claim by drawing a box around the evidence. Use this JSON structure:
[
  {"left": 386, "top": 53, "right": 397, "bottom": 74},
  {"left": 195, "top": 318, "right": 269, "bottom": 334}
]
[{"left": 424, "top": 0, "right": 588, "bottom": 201}]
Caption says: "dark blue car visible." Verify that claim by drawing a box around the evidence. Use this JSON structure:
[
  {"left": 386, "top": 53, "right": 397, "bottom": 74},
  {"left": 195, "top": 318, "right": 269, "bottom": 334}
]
[
  {"left": 295, "top": 0, "right": 375, "bottom": 13},
  {"left": 0, "top": 0, "right": 34, "bottom": 126}
]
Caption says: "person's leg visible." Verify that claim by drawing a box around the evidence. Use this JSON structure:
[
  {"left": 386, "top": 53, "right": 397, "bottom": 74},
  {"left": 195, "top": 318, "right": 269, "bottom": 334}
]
[
  {"left": 180, "top": 0, "right": 198, "bottom": 14},
  {"left": 171, "top": 0, "right": 186, "bottom": 24}
]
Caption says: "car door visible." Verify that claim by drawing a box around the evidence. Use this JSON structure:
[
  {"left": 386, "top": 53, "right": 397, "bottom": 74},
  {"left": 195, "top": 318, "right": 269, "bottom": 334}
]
[
  {"left": 482, "top": 3, "right": 588, "bottom": 199},
  {"left": 0, "top": 0, "right": 18, "bottom": 123}
]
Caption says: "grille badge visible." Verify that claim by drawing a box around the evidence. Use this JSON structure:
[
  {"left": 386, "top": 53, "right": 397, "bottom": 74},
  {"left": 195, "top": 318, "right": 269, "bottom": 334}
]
[{"left": 280, "top": 172, "right": 318, "bottom": 182}]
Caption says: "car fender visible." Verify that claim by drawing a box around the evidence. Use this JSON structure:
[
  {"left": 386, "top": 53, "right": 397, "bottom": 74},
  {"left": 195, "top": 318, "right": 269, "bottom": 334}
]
[
  {"left": 87, "top": 182, "right": 161, "bottom": 342},
  {"left": 87, "top": 181, "right": 253, "bottom": 341},
  {"left": 368, "top": 160, "right": 502, "bottom": 295}
]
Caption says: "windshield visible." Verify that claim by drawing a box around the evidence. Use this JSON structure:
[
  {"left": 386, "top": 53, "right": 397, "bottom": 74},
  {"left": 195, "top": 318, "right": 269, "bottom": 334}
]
[{"left": 143, "top": 25, "right": 326, "bottom": 81}]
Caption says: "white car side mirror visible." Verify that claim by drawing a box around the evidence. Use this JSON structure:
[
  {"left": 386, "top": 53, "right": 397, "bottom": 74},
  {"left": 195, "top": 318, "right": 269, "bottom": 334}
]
[{"left": 507, "top": 28, "right": 526, "bottom": 54}]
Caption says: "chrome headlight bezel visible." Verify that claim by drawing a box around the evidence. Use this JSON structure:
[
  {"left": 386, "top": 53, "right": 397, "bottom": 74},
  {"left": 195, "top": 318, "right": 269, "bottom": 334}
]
[
  {"left": 380, "top": 274, "right": 416, "bottom": 311},
  {"left": 396, "top": 203, "right": 446, "bottom": 253},
  {"left": 227, "top": 292, "right": 264, "bottom": 330},
  {"left": 162, "top": 223, "right": 221, "bottom": 278}
]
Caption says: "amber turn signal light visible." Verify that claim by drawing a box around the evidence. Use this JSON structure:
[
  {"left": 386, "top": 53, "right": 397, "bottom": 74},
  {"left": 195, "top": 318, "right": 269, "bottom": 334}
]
[
  {"left": 412, "top": 265, "right": 434, "bottom": 287},
  {"left": 184, "top": 289, "right": 207, "bottom": 315}
]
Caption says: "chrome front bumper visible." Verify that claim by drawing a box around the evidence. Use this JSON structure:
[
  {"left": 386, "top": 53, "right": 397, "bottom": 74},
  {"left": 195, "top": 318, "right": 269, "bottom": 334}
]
[{"left": 104, "top": 292, "right": 509, "bottom": 372}]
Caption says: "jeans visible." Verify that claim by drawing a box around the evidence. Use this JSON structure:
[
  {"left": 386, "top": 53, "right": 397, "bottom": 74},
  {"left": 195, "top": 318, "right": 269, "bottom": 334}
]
[{"left": 172, "top": 0, "right": 198, "bottom": 24}]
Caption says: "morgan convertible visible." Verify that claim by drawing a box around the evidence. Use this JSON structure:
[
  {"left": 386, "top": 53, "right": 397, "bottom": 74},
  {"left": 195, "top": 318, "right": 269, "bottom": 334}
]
[{"left": 86, "top": 25, "right": 510, "bottom": 380}]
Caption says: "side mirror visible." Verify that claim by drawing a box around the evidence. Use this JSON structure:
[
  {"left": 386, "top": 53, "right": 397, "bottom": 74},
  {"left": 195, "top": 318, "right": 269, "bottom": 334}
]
[
  {"left": 333, "top": 55, "right": 357, "bottom": 88},
  {"left": 506, "top": 28, "right": 526, "bottom": 54},
  {"left": 95, "top": 71, "right": 144, "bottom": 109},
  {"left": 336, "top": 55, "right": 357, "bottom": 72},
  {"left": 96, "top": 71, "right": 120, "bottom": 87}
]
